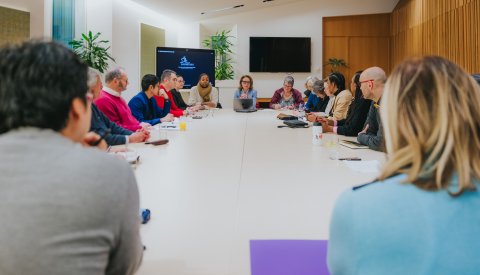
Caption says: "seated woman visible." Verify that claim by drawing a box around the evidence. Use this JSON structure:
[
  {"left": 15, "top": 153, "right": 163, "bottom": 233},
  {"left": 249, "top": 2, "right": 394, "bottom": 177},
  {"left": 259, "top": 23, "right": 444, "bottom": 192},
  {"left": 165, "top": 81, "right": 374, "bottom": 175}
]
[
  {"left": 325, "top": 72, "right": 352, "bottom": 120},
  {"left": 188, "top": 73, "right": 218, "bottom": 108},
  {"left": 305, "top": 80, "right": 329, "bottom": 113},
  {"left": 321, "top": 71, "right": 372, "bottom": 136},
  {"left": 328, "top": 56, "right": 480, "bottom": 274},
  {"left": 269, "top": 76, "right": 303, "bottom": 109},
  {"left": 303, "top": 76, "right": 319, "bottom": 98},
  {"left": 234, "top": 75, "right": 257, "bottom": 106},
  {"left": 170, "top": 74, "right": 188, "bottom": 110}
]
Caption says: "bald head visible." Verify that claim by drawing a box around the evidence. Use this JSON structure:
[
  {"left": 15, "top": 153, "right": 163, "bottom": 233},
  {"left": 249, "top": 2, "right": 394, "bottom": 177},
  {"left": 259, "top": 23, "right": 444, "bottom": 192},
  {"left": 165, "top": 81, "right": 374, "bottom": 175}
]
[{"left": 360, "top": 67, "right": 387, "bottom": 100}]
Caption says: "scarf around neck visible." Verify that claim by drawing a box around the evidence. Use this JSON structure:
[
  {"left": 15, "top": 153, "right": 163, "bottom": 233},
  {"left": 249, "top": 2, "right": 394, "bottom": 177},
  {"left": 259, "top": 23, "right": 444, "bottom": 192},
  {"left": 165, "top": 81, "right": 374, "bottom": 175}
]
[{"left": 197, "top": 83, "right": 212, "bottom": 102}]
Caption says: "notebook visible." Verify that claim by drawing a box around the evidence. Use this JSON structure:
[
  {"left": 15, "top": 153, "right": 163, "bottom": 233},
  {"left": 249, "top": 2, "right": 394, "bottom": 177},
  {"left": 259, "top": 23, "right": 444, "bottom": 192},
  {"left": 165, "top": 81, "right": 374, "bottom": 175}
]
[{"left": 339, "top": 140, "right": 369, "bottom": 149}]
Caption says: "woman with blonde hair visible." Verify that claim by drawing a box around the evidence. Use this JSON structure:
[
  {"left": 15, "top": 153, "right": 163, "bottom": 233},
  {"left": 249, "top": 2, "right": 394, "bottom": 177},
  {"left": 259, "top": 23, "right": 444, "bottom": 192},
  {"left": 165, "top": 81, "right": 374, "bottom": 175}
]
[{"left": 328, "top": 56, "right": 480, "bottom": 274}]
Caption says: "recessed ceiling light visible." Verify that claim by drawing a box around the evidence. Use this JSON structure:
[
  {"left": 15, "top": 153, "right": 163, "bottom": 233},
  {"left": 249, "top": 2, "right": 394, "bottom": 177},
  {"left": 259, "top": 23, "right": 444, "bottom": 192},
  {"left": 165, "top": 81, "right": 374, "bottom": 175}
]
[{"left": 201, "top": 4, "right": 245, "bottom": 15}]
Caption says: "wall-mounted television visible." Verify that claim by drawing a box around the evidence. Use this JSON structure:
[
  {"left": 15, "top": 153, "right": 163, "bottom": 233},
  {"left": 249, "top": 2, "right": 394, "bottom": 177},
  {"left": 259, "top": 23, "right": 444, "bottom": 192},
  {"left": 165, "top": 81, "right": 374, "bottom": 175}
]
[
  {"left": 156, "top": 47, "right": 215, "bottom": 89},
  {"left": 249, "top": 37, "right": 311, "bottom": 73}
]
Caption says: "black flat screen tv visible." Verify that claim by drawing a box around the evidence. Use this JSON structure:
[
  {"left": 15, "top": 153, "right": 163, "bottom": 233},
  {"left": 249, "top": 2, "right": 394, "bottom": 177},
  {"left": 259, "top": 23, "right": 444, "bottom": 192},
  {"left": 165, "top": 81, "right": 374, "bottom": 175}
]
[
  {"left": 156, "top": 47, "right": 215, "bottom": 88},
  {"left": 250, "top": 37, "right": 311, "bottom": 73}
]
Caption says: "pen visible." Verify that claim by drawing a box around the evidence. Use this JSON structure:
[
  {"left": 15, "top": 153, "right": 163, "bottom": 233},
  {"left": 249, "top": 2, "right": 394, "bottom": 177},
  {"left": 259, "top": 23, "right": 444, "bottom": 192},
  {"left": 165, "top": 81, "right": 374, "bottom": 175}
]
[
  {"left": 339, "top": 157, "right": 362, "bottom": 161},
  {"left": 92, "top": 129, "right": 111, "bottom": 146}
]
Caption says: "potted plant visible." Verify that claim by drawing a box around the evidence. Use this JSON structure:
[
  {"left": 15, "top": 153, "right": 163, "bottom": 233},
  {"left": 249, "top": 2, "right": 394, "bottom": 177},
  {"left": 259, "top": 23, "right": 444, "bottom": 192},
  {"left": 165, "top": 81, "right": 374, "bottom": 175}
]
[
  {"left": 324, "top": 58, "right": 348, "bottom": 73},
  {"left": 69, "top": 31, "right": 115, "bottom": 73},
  {"left": 202, "top": 30, "right": 235, "bottom": 80}
]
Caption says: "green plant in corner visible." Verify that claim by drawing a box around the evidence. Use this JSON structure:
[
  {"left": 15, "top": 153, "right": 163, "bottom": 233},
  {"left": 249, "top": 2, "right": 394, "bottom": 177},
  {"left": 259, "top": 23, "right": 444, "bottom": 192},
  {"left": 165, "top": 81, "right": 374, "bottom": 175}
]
[
  {"left": 324, "top": 58, "right": 348, "bottom": 73},
  {"left": 202, "top": 30, "right": 235, "bottom": 80},
  {"left": 69, "top": 31, "right": 115, "bottom": 73}
]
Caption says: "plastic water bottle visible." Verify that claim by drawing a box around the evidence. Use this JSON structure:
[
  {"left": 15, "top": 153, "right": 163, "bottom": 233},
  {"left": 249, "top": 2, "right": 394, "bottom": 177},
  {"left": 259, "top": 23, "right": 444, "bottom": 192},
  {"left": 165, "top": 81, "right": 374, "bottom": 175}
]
[
  {"left": 312, "top": 121, "right": 323, "bottom": 146},
  {"left": 298, "top": 103, "right": 305, "bottom": 118}
]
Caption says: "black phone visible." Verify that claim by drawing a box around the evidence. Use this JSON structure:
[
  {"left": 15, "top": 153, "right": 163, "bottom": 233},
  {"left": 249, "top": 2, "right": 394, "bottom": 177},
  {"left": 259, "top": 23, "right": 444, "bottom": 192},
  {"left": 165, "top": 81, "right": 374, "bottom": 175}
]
[
  {"left": 145, "top": 139, "right": 169, "bottom": 146},
  {"left": 192, "top": 116, "right": 202, "bottom": 119}
]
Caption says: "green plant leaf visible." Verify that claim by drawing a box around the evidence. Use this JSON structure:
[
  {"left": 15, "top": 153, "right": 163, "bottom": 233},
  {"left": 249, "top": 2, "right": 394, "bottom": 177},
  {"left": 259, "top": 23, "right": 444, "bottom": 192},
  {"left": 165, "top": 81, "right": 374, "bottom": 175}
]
[{"left": 68, "top": 31, "right": 115, "bottom": 72}]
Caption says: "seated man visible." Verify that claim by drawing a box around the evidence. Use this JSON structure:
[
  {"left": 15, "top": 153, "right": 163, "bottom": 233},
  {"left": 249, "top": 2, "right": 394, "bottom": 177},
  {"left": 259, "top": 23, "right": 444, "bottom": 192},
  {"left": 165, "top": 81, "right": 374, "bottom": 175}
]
[
  {"left": 170, "top": 74, "right": 188, "bottom": 110},
  {"left": 95, "top": 67, "right": 149, "bottom": 131},
  {"left": 128, "top": 74, "right": 173, "bottom": 125},
  {"left": 88, "top": 68, "right": 150, "bottom": 145},
  {"left": 0, "top": 41, "right": 143, "bottom": 274},
  {"left": 188, "top": 73, "right": 219, "bottom": 108},
  {"left": 154, "top": 69, "right": 189, "bottom": 117},
  {"left": 356, "top": 67, "right": 387, "bottom": 151}
]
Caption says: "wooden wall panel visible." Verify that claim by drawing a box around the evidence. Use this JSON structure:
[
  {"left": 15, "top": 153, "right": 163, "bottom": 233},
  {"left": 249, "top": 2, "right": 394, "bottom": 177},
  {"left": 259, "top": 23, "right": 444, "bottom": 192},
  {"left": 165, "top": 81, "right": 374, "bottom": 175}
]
[
  {"left": 349, "top": 37, "right": 390, "bottom": 76},
  {"left": 323, "top": 37, "right": 349, "bottom": 77},
  {"left": 391, "top": 0, "right": 480, "bottom": 73},
  {"left": 324, "top": 14, "right": 390, "bottom": 37},
  {"left": 323, "top": 14, "right": 390, "bottom": 85}
]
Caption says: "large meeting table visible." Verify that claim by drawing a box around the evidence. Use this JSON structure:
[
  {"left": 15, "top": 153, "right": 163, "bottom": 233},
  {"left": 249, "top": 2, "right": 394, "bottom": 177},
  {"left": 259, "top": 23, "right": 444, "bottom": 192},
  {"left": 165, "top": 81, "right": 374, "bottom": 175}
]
[{"left": 132, "top": 109, "right": 385, "bottom": 275}]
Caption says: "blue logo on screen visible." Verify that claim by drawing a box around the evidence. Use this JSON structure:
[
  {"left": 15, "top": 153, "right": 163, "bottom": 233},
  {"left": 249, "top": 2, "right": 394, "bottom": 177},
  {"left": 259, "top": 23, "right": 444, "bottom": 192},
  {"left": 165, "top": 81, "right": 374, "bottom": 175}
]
[{"left": 179, "top": 56, "right": 196, "bottom": 69}]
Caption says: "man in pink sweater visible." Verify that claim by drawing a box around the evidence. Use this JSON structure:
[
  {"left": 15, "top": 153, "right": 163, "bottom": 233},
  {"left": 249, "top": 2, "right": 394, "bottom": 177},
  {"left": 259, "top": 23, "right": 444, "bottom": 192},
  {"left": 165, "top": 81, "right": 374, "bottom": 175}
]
[{"left": 94, "top": 67, "right": 149, "bottom": 132}]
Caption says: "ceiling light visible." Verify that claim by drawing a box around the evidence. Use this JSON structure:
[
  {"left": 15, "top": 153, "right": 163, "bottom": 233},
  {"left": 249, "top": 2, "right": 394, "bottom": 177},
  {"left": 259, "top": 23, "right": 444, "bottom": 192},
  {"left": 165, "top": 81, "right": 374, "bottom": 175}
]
[{"left": 201, "top": 4, "right": 244, "bottom": 15}]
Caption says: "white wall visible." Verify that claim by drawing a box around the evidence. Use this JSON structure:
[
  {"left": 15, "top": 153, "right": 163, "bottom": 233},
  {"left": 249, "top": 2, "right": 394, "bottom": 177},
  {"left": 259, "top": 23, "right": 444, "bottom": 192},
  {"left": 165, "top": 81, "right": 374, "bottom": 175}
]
[
  {"left": 196, "top": 0, "right": 396, "bottom": 107},
  {"left": 0, "top": 0, "right": 51, "bottom": 38},
  {"left": 85, "top": 0, "right": 195, "bottom": 101}
]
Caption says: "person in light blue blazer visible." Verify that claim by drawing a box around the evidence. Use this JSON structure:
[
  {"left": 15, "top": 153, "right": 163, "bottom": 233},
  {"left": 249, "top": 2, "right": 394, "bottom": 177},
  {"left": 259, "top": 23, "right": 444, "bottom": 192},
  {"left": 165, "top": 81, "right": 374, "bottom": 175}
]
[
  {"left": 328, "top": 56, "right": 480, "bottom": 275},
  {"left": 234, "top": 75, "right": 257, "bottom": 106}
]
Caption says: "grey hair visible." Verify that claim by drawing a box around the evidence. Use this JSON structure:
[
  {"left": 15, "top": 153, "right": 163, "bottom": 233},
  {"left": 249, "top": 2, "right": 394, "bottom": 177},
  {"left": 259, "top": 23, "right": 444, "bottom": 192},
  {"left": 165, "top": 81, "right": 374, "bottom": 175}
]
[
  {"left": 87, "top": 67, "right": 101, "bottom": 88},
  {"left": 105, "top": 67, "right": 126, "bottom": 83},
  {"left": 161, "top": 69, "right": 176, "bottom": 82},
  {"left": 312, "top": 80, "right": 324, "bottom": 94},
  {"left": 284, "top": 75, "right": 294, "bottom": 86},
  {"left": 306, "top": 76, "right": 319, "bottom": 89}
]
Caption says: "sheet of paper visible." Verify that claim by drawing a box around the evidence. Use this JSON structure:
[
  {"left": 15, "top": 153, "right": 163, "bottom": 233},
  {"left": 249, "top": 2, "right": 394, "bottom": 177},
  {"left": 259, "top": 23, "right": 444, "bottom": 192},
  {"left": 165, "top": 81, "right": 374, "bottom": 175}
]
[{"left": 343, "top": 160, "right": 380, "bottom": 174}]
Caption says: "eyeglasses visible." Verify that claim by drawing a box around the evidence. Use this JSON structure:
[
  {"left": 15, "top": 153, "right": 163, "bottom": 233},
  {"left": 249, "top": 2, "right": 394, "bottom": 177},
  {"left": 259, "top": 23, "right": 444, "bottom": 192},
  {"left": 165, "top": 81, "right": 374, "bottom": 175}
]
[
  {"left": 241, "top": 81, "right": 251, "bottom": 84},
  {"left": 359, "top": 79, "right": 374, "bottom": 84},
  {"left": 283, "top": 84, "right": 293, "bottom": 88}
]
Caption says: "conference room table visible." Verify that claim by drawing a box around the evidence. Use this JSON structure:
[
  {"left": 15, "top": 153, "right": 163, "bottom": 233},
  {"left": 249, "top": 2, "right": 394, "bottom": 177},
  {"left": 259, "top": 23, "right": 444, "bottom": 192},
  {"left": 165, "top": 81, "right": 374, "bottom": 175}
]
[{"left": 130, "top": 108, "right": 386, "bottom": 275}]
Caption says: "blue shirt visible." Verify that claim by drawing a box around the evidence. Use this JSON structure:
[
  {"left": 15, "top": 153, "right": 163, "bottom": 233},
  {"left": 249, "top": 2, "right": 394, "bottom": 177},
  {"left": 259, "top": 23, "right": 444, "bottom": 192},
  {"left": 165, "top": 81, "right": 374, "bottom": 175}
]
[
  {"left": 90, "top": 104, "right": 132, "bottom": 145},
  {"left": 234, "top": 89, "right": 257, "bottom": 106},
  {"left": 328, "top": 174, "right": 480, "bottom": 275},
  {"left": 128, "top": 91, "right": 170, "bottom": 126}
]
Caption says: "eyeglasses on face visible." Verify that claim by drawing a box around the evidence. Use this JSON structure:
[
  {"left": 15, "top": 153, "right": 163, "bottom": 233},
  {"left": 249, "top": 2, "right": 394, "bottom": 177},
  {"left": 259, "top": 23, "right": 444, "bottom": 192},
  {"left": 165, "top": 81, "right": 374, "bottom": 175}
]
[
  {"left": 359, "top": 79, "right": 374, "bottom": 84},
  {"left": 241, "top": 81, "right": 251, "bottom": 84}
]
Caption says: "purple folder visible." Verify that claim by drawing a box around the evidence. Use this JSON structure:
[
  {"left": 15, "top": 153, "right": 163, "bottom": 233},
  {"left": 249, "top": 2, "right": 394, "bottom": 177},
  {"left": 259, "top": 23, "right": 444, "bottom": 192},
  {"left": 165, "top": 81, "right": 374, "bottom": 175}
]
[{"left": 250, "top": 240, "right": 330, "bottom": 275}]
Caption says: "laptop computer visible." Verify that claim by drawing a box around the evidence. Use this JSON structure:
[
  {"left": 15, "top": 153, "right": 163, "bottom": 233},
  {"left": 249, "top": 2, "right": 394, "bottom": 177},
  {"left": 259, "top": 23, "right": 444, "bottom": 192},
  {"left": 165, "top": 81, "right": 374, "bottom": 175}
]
[{"left": 234, "top": 98, "right": 257, "bottom": 113}]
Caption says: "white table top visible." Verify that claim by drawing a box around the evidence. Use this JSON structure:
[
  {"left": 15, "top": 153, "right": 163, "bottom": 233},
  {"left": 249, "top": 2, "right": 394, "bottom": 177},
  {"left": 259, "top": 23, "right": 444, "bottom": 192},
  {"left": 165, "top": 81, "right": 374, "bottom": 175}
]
[{"left": 130, "top": 109, "right": 386, "bottom": 275}]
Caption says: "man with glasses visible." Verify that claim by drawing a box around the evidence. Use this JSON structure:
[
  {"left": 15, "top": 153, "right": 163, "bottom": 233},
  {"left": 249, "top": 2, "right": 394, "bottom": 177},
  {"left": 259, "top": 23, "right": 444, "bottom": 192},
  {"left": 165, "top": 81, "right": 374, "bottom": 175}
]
[
  {"left": 0, "top": 41, "right": 143, "bottom": 274},
  {"left": 357, "top": 66, "right": 387, "bottom": 151},
  {"left": 170, "top": 75, "right": 189, "bottom": 109},
  {"left": 95, "top": 67, "right": 151, "bottom": 131},
  {"left": 154, "top": 69, "right": 189, "bottom": 117}
]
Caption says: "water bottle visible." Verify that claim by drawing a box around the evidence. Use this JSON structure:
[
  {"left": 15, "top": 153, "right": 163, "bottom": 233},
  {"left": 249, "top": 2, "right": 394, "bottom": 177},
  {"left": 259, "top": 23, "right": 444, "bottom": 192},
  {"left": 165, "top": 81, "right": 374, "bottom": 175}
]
[
  {"left": 312, "top": 122, "right": 323, "bottom": 146},
  {"left": 298, "top": 103, "right": 305, "bottom": 118}
]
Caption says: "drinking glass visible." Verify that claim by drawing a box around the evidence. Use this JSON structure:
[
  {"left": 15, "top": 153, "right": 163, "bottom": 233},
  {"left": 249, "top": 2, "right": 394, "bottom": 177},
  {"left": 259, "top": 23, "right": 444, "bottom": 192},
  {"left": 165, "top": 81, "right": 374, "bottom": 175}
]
[{"left": 323, "top": 133, "right": 339, "bottom": 160}]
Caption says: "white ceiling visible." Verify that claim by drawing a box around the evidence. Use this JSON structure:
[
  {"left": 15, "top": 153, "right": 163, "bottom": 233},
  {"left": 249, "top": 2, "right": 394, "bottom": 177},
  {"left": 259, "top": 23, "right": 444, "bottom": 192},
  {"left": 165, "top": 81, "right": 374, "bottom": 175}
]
[{"left": 130, "top": 0, "right": 400, "bottom": 22}]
